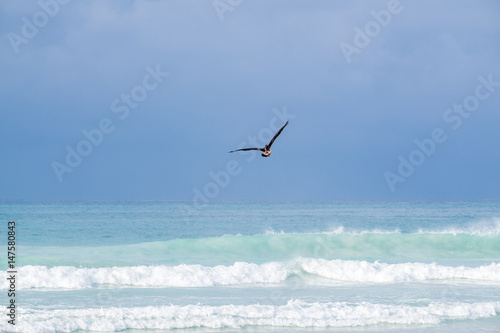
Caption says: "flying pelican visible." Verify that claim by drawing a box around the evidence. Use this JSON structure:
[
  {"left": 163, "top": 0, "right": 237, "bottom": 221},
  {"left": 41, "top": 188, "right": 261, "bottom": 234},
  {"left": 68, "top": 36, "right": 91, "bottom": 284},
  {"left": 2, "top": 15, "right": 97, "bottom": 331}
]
[{"left": 229, "top": 121, "right": 289, "bottom": 158}]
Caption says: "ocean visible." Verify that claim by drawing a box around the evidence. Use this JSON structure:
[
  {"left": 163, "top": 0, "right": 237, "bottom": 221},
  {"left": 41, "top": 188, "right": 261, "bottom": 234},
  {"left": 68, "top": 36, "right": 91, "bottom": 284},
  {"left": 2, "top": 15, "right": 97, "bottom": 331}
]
[{"left": 1, "top": 201, "right": 500, "bottom": 332}]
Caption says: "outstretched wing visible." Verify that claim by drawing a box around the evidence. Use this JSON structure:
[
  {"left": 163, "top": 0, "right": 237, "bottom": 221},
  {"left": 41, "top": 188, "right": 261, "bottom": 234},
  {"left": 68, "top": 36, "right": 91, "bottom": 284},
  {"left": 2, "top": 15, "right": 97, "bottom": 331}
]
[
  {"left": 229, "top": 147, "right": 263, "bottom": 153},
  {"left": 266, "top": 121, "right": 289, "bottom": 149}
]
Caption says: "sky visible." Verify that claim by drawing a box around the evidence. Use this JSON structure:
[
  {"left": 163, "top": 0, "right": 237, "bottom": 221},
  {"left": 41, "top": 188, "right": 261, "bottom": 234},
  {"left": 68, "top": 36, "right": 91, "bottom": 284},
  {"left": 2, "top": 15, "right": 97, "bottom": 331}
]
[{"left": 1, "top": 0, "right": 500, "bottom": 202}]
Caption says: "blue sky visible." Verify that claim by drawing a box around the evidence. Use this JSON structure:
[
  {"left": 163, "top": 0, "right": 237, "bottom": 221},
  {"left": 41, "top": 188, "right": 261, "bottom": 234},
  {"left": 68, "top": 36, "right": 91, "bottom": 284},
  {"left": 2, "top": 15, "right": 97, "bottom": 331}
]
[{"left": 1, "top": 0, "right": 499, "bottom": 201}]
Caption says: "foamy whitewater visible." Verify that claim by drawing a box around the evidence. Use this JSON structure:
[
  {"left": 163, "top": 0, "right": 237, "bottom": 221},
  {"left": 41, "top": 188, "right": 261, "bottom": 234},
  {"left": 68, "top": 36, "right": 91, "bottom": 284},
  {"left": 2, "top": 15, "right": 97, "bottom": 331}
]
[{"left": 1, "top": 202, "right": 499, "bottom": 332}]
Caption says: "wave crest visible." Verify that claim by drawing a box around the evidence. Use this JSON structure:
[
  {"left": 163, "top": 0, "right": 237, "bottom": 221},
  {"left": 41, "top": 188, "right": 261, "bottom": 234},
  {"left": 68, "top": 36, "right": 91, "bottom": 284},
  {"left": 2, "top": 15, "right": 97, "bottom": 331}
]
[
  {"left": 299, "top": 259, "right": 500, "bottom": 283},
  {"left": 4, "top": 262, "right": 290, "bottom": 290},
  {"left": 15, "top": 229, "right": 500, "bottom": 269},
  {"left": 4, "top": 259, "right": 500, "bottom": 290}
]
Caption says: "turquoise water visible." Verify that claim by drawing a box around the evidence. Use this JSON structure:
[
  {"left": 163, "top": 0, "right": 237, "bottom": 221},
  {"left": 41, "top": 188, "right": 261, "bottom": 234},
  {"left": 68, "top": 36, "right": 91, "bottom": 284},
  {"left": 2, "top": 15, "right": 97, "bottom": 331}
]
[{"left": 1, "top": 202, "right": 500, "bottom": 332}]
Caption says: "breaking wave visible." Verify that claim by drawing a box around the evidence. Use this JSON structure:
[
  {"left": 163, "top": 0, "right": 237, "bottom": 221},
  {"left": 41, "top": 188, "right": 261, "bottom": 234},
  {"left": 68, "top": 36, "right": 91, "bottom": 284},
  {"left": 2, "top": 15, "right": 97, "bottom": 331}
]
[
  {"left": 3, "top": 300, "right": 499, "bottom": 332},
  {"left": 4, "top": 259, "right": 500, "bottom": 290},
  {"left": 14, "top": 227, "right": 500, "bottom": 269}
]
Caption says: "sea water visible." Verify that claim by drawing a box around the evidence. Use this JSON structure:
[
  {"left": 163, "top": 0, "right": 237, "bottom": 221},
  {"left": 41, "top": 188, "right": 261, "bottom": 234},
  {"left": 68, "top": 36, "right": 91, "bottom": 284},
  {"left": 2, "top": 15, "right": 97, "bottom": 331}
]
[{"left": 1, "top": 201, "right": 499, "bottom": 332}]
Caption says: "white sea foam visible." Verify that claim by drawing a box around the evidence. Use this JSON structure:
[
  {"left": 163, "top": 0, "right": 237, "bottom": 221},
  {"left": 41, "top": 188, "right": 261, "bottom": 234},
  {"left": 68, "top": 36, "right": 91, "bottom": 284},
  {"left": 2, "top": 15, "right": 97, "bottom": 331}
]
[
  {"left": 2, "top": 300, "right": 499, "bottom": 332},
  {"left": 265, "top": 219, "right": 500, "bottom": 237},
  {"left": 2, "top": 259, "right": 500, "bottom": 290},
  {"left": 264, "top": 226, "right": 403, "bottom": 236},
  {"left": 417, "top": 218, "right": 500, "bottom": 236},
  {"left": 3, "top": 262, "right": 291, "bottom": 290},
  {"left": 299, "top": 259, "right": 500, "bottom": 283}
]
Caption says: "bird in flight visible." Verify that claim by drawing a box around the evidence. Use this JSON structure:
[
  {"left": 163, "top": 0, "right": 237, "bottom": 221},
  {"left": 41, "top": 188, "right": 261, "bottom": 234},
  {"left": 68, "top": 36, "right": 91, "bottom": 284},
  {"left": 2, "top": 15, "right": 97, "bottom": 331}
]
[{"left": 229, "top": 121, "right": 289, "bottom": 158}]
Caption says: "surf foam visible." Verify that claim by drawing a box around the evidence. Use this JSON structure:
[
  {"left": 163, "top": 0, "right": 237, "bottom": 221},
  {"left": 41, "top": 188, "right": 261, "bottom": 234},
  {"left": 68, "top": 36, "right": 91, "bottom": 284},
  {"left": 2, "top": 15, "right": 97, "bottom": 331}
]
[
  {"left": 299, "top": 259, "right": 500, "bottom": 283},
  {"left": 3, "top": 262, "right": 291, "bottom": 290},
  {"left": 3, "top": 300, "right": 499, "bottom": 332},
  {"left": 3, "top": 259, "right": 500, "bottom": 290}
]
